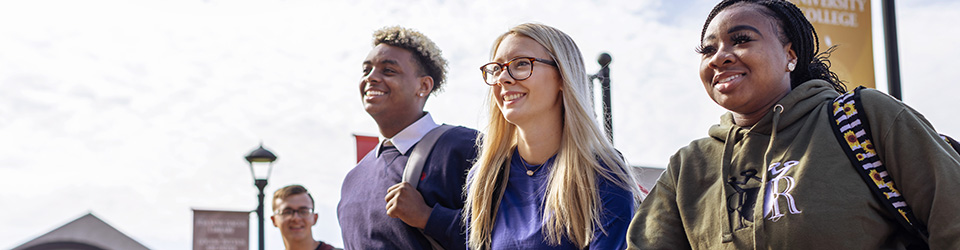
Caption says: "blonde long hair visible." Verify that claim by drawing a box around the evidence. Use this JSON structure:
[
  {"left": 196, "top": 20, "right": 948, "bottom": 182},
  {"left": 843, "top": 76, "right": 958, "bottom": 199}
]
[{"left": 463, "top": 23, "right": 642, "bottom": 249}]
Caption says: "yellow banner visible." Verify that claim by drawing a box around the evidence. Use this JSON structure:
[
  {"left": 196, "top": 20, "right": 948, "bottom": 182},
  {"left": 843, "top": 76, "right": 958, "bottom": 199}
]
[{"left": 791, "top": 0, "right": 875, "bottom": 89}]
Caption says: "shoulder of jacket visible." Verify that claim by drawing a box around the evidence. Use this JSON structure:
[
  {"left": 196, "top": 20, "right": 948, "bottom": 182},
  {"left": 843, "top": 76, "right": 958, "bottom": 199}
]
[
  {"left": 438, "top": 126, "right": 479, "bottom": 141},
  {"left": 674, "top": 137, "right": 720, "bottom": 159},
  {"left": 857, "top": 88, "right": 899, "bottom": 104},
  {"left": 430, "top": 126, "right": 479, "bottom": 152},
  {"left": 856, "top": 88, "right": 909, "bottom": 115}
]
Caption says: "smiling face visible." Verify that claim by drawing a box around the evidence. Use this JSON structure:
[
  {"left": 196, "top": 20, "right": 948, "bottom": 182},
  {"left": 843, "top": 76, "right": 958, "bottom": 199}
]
[
  {"left": 270, "top": 193, "right": 317, "bottom": 242},
  {"left": 699, "top": 4, "right": 797, "bottom": 118},
  {"left": 490, "top": 34, "right": 563, "bottom": 127},
  {"left": 360, "top": 44, "right": 430, "bottom": 122}
]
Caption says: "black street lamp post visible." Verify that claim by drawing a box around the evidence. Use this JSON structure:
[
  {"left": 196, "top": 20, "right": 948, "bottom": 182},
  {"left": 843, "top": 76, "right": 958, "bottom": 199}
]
[
  {"left": 245, "top": 143, "right": 278, "bottom": 250},
  {"left": 882, "top": 0, "right": 902, "bottom": 100},
  {"left": 589, "top": 52, "right": 614, "bottom": 143}
]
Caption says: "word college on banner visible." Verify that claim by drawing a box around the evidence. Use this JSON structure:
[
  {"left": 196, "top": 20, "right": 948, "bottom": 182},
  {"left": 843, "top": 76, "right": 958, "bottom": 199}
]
[{"left": 791, "top": 0, "right": 875, "bottom": 89}]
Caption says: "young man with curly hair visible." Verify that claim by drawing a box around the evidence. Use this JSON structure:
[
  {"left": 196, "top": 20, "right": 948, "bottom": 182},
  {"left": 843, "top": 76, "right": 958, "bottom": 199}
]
[{"left": 337, "top": 26, "right": 478, "bottom": 250}]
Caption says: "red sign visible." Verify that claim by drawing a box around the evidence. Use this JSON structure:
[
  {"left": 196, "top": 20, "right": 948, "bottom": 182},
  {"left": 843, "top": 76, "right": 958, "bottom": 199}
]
[
  {"left": 193, "top": 210, "right": 249, "bottom": 250},
  {"left": 354, "top": 134, "right": 379, "bottom": 163}
]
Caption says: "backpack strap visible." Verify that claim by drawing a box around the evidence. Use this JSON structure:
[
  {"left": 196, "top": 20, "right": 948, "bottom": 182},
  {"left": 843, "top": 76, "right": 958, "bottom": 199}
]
[
  {"left": 828, "top": 86, "right": 930, "bottom": 244},
  {"left": 941, "top": 134, "right": 960, "bottom": 154},
  {"left": 401, "top": 124, "right": 454, "bottom": 250},
  {"left": 403, "top": 124, "right": 455, "bottom": 189}
]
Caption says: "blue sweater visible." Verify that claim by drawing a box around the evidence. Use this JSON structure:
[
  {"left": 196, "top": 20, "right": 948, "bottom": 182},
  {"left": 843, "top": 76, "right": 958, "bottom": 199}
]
[
  {"left": 490, "top": 149, "right": 634, "bottom": 249},
  {"left": 338, "top": 126, "right": 478, "bottom": 250}
]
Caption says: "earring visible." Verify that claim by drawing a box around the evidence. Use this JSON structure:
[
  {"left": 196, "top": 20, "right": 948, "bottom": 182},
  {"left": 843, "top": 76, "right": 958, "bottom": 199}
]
[
  {"left": 787, "top": 62, "right": 796, "bottom": 72},
  {"left": 418, "top": 93, "right": 425, "bottom": 97}
]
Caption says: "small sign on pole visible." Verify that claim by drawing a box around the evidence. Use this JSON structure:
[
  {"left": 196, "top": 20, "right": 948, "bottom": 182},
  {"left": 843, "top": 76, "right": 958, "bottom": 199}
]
[{"left": 193, "top": 209, "right": 249, "bottom": 250}]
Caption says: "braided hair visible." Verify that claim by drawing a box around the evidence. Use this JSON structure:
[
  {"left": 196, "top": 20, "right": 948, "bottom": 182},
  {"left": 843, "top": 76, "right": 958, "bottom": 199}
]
[{"left": 701, "top": 0, "right": 846, "bottom": 93}]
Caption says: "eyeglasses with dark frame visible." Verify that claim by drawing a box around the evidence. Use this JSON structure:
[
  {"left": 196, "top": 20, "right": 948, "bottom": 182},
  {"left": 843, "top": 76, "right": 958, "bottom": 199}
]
[
  {"left": 480, "top": 57, "right": 558, "bottom": 85},
  {"left": 275, "top": 207, "right": 314, "bottom": 218}
]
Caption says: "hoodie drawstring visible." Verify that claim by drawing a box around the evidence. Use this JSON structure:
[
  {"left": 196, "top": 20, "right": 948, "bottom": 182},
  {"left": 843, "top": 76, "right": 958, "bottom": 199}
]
[
  {"left": 719, "top": 125, "right": 740, "bottom": 242},
  {"left": 762, "top": 104, "right": 785, "bottom": 168},
  {"left": 719, "top": 104, "right": 785, "bottom": 246},
  {"left": 753, "top": 104, "right": 784, "bottom": 249}
]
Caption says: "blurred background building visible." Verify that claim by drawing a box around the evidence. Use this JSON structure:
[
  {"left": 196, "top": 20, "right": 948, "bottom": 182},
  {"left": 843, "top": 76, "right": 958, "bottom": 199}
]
[{"left": 13, "top": 213, "right": 150, "bottom": 250}]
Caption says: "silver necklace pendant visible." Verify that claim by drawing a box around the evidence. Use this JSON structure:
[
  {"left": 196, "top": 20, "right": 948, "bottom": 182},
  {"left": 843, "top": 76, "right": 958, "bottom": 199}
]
[{"left": 526, "top": 170, "right": 534, "bottom": 176}]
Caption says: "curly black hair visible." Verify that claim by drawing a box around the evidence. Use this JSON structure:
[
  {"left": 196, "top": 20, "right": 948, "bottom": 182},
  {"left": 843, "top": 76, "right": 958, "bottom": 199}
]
[{"left": 373, "top": 26, "right": 448, "bottom": 94}]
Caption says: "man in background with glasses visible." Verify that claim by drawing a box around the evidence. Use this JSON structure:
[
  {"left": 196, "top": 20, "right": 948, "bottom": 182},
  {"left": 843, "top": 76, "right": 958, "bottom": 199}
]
[{"left": 272, "top": 184, "right": 338, "bottom": 250}]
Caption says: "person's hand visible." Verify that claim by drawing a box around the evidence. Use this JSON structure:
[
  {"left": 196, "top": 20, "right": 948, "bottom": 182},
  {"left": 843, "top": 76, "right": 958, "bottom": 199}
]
[{"left": 385, "top": 182, "right": 433, "bottom": 229}]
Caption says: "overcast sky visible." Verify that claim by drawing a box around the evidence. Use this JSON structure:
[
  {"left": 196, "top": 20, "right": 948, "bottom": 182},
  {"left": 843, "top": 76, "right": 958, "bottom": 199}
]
[{"left": 1, "top": 0, "right": 957, "bottom": 249}]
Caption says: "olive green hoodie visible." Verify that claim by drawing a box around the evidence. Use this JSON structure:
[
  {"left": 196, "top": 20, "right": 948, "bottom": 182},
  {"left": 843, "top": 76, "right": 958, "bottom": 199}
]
[{"left": 628, "top": 80, "right": 960, "bottom": 249}]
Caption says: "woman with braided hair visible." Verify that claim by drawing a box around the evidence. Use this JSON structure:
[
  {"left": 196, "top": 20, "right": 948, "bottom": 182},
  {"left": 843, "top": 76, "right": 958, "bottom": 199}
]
[{"left": 627, "top": 0, "right": 960, "bottom": 249}]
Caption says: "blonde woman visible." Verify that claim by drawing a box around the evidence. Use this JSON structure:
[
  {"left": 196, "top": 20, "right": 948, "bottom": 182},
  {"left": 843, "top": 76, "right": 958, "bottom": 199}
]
[{"left": 463, "top": 23, "right": 641, "bottom": 249}]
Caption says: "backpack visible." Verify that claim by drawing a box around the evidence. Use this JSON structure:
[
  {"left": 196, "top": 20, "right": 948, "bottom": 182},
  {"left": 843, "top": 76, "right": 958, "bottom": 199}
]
[{"left": 829, "top": 86, "right": 960, "bottom": 249}]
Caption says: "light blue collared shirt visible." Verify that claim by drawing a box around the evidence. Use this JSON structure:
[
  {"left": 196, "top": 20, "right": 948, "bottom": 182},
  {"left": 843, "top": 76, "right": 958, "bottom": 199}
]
[{"left": 375, "top": 112, "right": 440, "bottom": 157}]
